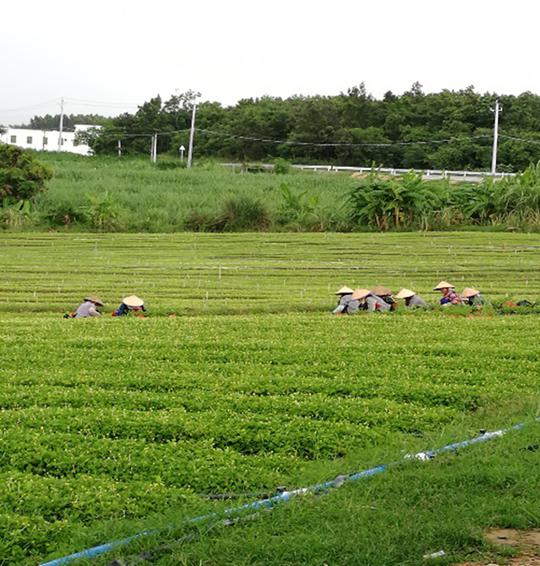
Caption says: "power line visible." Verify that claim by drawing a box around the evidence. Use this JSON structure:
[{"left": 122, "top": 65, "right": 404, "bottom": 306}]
[
  {"left": 64, "top": 97, "right": 140, "bottom": 107},
  {"left": 499, "top": 134, "right": 540, "bottom": 145},
  {"left": 196, "top": 129, "right": 492, "bottom": 148},
  {"left": 0, "top": 98, "right": 60, "bottom": 113}
]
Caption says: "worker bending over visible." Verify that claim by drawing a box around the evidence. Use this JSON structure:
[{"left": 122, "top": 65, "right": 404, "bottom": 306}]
[
  {"left": 433, "top": 281, "right": 462, "bottom": 306},
  {"left": 395, "top": 288, "right": 429, "bottom": 308},
  {"left": 352, "top": 288, "right": 391, "bottom": 312},
  {"left": 371, "top": 285, "right": 396, "bottom": 311},
  {"left": 113, "top": 295, "right": 146, "bottom": 317},
  {"left": 70, "top": 296, "right": 104, "bottom": 318},
  {"left": 461, "top": 287, "right": 489, "bottom": 307},
  {"left": 333, "top": 286, "right": 360, "bottom": 315}
]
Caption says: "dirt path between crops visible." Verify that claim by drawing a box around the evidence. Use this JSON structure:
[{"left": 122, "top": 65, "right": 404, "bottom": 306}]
[{"left": 456, "top": 529, "right": 540, "bottom": 565}]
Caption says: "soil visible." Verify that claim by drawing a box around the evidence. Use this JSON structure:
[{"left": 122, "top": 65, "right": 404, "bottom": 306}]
[{"left": 456, "top": 529, "right": 540, "bottom": 566}]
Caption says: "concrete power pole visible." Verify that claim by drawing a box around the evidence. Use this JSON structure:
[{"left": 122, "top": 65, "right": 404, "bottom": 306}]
[
  {"left": 150, "top": 133, "right": 158, "bottom": 163},
  {"left": 187, "top": 103, "right": 197, "bottom": 168},
  {"left": 490, "top": 99, "right": 502, "bottom": 175},
  {"left": 57, "top": 97, "right": 65, "bottom": 152}
]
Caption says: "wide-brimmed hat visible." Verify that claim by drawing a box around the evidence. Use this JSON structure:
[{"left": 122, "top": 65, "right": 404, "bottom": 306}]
[
  {"left": 371, "top": 285, "right": 392, "bottom": 297},
  {"left": 433, "top": 281, "right": 455, "bottom": 290},
  {"left": 84, "top": 295, "right": 104, "bottom": 306},
  {"left": 335, "top": 286, "right": 354, "bottom": 295},
  {"left": 123, "top": 295, "right": 144, "bottom": 308},
  {"left": 352, "top": 288, "right": 371, "bottom": 300},
  {"left": 395, "top": 288, "right": 416, "bottom": 299},
  {"left": 461, "top": 287, "right": 480, "bottom": 299}
]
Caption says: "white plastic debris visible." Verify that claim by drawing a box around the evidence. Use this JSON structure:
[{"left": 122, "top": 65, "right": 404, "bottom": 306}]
[{"left": 423, "top": 549, "right": 446, "bottom": 559}]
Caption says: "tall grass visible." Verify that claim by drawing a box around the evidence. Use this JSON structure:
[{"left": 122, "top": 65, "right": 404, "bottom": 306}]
[{"left": 2, "top": 152, "right": 540, "bottom": 232}]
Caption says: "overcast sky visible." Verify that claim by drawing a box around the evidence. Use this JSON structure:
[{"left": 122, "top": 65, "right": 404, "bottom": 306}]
[{"left": 1, "top": 0, "right": 538, "bottom": 124}]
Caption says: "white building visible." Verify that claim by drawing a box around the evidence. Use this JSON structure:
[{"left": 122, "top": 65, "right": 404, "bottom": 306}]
[{"left": 0, "top": 124, "right": 97, "bottom": 156}]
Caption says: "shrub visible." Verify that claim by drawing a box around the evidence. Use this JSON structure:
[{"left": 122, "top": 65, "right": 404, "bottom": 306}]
[
  {"left": 155, "top": 159, "right": 186, "bottom": 170},
  {"left": 0, "top": 145, "right": 52, "bottom": 204},
  {"left": 217, "top": 195, "right": 271, "bottom": 231},
  {"left": 273, "top": 158, "right": 291, "bottom": 175},
  {"left": 84, "top": 191, "right": 123, "bottom": 231},
  {"left": 349, "top": 172, "right": 442, "bottom": 231},
  {"left": 0, "top": 200, "right": 38, "bottom": 230},
  {"left": 184, "top": 209, "right": 218, "bottom": 232}
]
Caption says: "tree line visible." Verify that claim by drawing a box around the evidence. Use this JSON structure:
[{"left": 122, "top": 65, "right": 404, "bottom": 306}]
[{"left": 24, "top": 84, "right": 540, "bottom": 171}]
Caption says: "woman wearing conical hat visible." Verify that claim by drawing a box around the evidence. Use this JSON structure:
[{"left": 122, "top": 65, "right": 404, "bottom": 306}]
[
  {"left": 395, "top": 288, "right": 429, "bottom": 309},
  {"left": 112, "top": 295, "right": 146, "bottom": 317},
  {"left": 72, "top": 295, "right": 104, "bottom": 318},
  {"left": 433, "top": 281, "right": 462, "bottom": 306},
  {"left": 352, "top": 288, "right": 391, "bottom": 313},
  {"left": 332, "top": 286, "right": 360, "bottom": 315},
  {"left": 371, "top": 285, "right": 397, "bottom": 311},
  {"left": 461, "top": 287, "right": 489, "bottom": 308}
]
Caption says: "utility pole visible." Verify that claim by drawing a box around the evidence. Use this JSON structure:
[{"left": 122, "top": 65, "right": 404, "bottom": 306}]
[
  {"left": 490, "top": 99, "right": 502, "bottom": 175},
  {"left": 57, "top": 97, "right": 65, "bottom": 152},
  {"left": 187, "top": 103, "right": 197, "bottom": 168},
  {"left": 150, "top": 133, "right": 158, "bottom": 163}
]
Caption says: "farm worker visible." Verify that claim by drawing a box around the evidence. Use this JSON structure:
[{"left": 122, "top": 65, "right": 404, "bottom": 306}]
[
  {"left": 113, "top": 295, "right": 146, "bottom": 317},
  {"left": 371, "top": 285, "right": 396, "bottom": 311},
  {"left": 74, "top": 296, "right": 104, "bottom": 318},
  {"left": 461, "top": 287, "right": 489, "bottom": 307},
  {"left": 395, "top": 288, "right": 429, "bottom": 308},
  {"left": 352, "top": 288, "right": 391, "bottom": 313},
  {"left": 433, "top": 281, "right": 462, "bottom": 306},
  {"left": 332, "top": 286, "right": 359, "bottom": 315}
]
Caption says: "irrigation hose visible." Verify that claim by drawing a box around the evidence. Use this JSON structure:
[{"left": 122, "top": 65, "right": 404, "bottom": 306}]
[{"left": 39, "top": 417, "right": 540, "bottom": 566}]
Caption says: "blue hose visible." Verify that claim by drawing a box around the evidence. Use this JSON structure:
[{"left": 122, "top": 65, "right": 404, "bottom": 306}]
[{"left": 39, "top": 417, "right": 539, "bottom": 566}]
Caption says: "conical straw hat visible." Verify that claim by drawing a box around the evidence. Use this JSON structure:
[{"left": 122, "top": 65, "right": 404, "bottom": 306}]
[
  {"left": 433, "top": 281, "right": 455, "bottom": 290},
  {"left": 461, "top": 287, "right": 480, "bottom": 299},
  {"left": 371, "top": 285, "right": 392, "bottom": 297},
  {"left": 395, "top": 288, "right": 416, "bottom": 299},
  {"left": 123, "top": 295, "right": 144, "bottom": 308},
  {"left": 84, "top": 295, "right": 104, "bottom": 306},
  {"left": 352, "top": 288, "right": 371, "bottom": 300},
  {"left": 335, "top": 286, "right": 354, "bottom": 295}
]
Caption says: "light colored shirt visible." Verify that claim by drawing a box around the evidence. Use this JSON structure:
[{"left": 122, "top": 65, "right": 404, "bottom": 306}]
[
  {"left": 365, "top": 295, "right": 390, "bottom": 312},
  {"left": 406, "top": 294, "right": 429, "bottom": 308},
  {"left": 333, "top": 294, "right": 360, "bottom": 314},
  {"left": 75, "top": 301, "right": 101, "bottom": 318}
]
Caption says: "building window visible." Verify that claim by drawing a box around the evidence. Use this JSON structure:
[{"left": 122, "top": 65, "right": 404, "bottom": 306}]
[
  {"left": 43, "top": 137, "right": 48, "bottom": 146},
  {"left": 10, "top": 135, "right": 16, "bottom": 143},
  {"left": 27, "top": 136, "right": 33, "bottom": 144}
]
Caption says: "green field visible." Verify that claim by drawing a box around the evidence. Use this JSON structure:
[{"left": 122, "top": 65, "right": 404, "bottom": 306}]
[{"left": 1, "top": 232, "right": 539, "bottom": 565}]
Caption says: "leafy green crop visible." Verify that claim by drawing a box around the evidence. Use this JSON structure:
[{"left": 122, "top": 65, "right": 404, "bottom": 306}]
[{"left": 0, "top": 232, "right": 539, "bottom": 563}]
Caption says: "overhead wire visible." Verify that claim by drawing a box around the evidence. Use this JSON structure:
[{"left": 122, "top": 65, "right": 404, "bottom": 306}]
[{"left": 196, "top": 129, "right": 493, "bottom": 148}]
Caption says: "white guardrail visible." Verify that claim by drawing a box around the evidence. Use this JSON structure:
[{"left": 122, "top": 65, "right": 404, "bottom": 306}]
[{"left": 224, "top": 163, "right": 515, "bottom": 183}]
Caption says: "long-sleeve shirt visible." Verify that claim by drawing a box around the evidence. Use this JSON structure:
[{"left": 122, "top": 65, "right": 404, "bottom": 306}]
[
  {"left": 75, "top": 301, "right": 101, "bottom": 318},
  {"left": 440, "top": 290, "right": 461, "bottom": 305},
  {"left": 406, "top": 294, "right": 429, "bottom": 308},
  {"left": 365, "top": 295, "right": 390, "bottom": 312},
  {"left": 467, "top": 293, "right": 489, "bottom": 307},
  {"left": 333, "top": 294, "right": 360, "bottom": 315}
]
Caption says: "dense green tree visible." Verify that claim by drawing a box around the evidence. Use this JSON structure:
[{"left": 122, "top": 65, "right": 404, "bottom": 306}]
[
  {"left": 0, "top": 145, "right": 52, "bottom": 203},
  {"left": 50, "top": 85, "right": 540, "bottom": 170}
]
